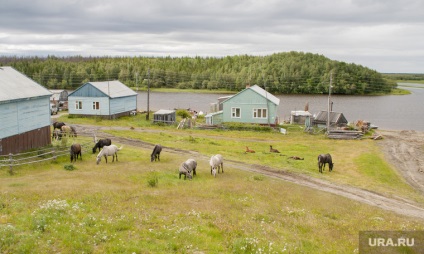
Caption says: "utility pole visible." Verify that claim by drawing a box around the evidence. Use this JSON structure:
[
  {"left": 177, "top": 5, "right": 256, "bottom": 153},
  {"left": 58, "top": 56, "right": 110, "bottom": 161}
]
[
  {"left": 327, "top": 72, "right": 333, "bottom": 132},
  {"left": 146, "top": 68, "right": 150, "bottom": 121}
]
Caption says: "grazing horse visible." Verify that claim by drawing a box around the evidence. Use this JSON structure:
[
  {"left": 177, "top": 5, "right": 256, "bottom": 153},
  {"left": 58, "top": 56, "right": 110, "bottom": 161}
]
[
  {"left": 53, "top": 122, "right": 66, "bottom": 130},
  {"left": 210, "top": 154, "right": 224, "bottom": 176},
  {"left": 92, "top": 138, "right": 112, "bottom": 153},
  {"left": 52, "top": 129, "right": 62, "bottom": 140},
  {"left": 151, "top": 144, "right": 162, "bottom": 162},
  {"left": 61, "top": 125, "right": 75, "bottom": 137},
  {"left": 70, "top": 126, "right": 77, "bottom": 137},
  {"left": 179, "top": 159, "right": 197, "bottom": 180},
  {"left": 96, "top": 145, "right": 123, "bottom": 165},
  {"left": 70, "top": 144, "right": 82, "bottom": 163},
  {"left": 270, "top": 145, "right": 280, "bottom": 153},
  {"left": 318, "top": 153, "right": 334, "bottom": 173}
]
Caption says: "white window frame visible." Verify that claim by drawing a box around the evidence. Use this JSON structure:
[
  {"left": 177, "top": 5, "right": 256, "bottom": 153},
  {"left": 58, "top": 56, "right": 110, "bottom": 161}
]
[
  {"left": 92, "top": 101, "right": 100, "bottom": 110},
  {"left": 75, "top": 100, "right": 82, "bottom": 110},
  {"left": 231, "top": 107, "right": 241, "bottom": 118},
  {"left": 253, "top": 108, "right": 267, "bottom": 119}
]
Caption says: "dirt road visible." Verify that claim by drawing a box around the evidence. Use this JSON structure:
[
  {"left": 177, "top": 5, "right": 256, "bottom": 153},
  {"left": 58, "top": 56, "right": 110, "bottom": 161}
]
[{"left": 75, "top": 124, "right": 424, "bottom": 220}]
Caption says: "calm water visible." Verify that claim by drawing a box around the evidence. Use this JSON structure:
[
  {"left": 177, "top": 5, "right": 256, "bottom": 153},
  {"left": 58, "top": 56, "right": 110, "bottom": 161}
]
[{"left": 136, "top": 83, "right": 424, "bottom": 131}]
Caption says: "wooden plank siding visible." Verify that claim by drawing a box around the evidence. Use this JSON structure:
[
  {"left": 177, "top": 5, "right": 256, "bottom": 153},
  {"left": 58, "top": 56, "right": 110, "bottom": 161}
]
[
  {"left": 0, "top": 97, "right": 51, "bottom": 139},
  {"left": 0, "top": 126, "right": 51, "bottom": 155},
  {"left": 222, "top": 88, "right": 278, "bottom": 124}
]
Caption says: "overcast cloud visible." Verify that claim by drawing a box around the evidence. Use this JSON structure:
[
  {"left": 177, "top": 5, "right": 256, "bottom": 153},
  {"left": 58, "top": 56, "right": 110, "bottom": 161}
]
[{"left": 0, "top": 0, "right": 423, "bottom": 73}]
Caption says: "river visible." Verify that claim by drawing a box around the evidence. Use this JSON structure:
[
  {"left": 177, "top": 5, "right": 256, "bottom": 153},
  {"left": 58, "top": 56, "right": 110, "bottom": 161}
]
[{"left": 136, "top": 83, "right": 424, "bottom": 131}]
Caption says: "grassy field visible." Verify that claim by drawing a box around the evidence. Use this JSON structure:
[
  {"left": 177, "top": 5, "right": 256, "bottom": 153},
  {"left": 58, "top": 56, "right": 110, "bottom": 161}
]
[{"left": 1, "top": 116, "right": 424, "bottom": 253}]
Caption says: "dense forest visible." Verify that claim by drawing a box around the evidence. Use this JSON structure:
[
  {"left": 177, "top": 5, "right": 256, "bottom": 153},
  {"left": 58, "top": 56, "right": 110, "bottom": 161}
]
[{"left": 0, "top": 52, "right": 396, "bottom": 95}]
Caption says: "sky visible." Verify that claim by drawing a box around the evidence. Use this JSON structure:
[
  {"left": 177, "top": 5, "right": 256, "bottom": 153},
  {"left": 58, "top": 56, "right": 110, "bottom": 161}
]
[{"left": 0, "top": 0, "right": 423, "bottom": 73}]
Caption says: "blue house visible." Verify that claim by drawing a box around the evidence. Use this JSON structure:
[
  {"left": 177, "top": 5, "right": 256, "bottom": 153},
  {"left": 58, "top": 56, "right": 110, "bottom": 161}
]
[
  {"left": 0, "top": 66, "right": 52, "bottom": 155},
  {"left": 221, "top": 85, "right": 280, "bottom": 125},
  {"left": 68, "top": 80, "right": 137, "bottom": 119}
]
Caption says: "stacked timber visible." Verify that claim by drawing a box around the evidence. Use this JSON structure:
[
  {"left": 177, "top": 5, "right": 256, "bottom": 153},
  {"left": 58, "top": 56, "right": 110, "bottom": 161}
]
[{"left": 327, "top": 130, "right": 364, "bottom": 140}]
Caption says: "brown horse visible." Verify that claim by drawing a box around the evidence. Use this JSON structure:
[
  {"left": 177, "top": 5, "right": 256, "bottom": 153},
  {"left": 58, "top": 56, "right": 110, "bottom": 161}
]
[{"left": 70, "top": 144, "right": 82, "bottom": 163}]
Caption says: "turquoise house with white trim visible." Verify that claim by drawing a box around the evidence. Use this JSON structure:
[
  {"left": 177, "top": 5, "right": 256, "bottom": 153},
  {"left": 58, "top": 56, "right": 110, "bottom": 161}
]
[
  {"left": 222, "top": 85, "right": 280, "bottom": 125},
  {"left": 68, "top": 80, "right": 137, "bottom": 119}
]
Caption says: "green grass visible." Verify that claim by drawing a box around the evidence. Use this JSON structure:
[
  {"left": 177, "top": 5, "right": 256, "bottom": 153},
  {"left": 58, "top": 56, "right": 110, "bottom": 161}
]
[
  {"left": 1, "top": 143, "right": 424, "bottom": 253},
  {"left": 3, "top": 115, "right": 420, "bottom": 252}
]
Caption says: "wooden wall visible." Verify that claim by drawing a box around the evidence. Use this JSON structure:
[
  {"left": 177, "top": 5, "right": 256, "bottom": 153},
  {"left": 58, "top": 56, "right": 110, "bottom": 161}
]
[{"left": 0, "top": 126, "right": 51, "bottom": 155}]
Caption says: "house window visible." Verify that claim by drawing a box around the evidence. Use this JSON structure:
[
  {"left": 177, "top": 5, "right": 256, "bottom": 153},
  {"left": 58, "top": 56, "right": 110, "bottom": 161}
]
[
  {"left": 253, "top": 108, "right": 267, "bottom": 119},
  {"left": 75, "top": 101, "right": 82, "bottom": 110},
  {"left": 93, "top": 101, "right": 100, "bottom": 110},
  {"left": 231, "top": 107, "right": 241, "bottom": 118}
]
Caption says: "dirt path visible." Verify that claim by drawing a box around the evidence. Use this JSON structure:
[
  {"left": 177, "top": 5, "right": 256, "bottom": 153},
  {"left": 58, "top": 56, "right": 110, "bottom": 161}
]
[{"left": 75, "top": 124, "right": 424, "bottom": 220}]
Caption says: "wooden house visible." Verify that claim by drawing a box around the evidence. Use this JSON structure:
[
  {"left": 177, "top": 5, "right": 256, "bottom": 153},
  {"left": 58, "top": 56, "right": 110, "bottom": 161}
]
[
  {"left": 221, "top": 85, "right": 280, "bottom": 125},
  {"left": 0, "top": 66, "right": 52, "bottom": 155},
  {"left": 313, "top": 111, "right": 348, "bottom": 128},
  {"left": 68, "top": 80, "right": 137, "bottom": 119},
  {"left": 153, "top": 109, "right": 176, "bottom": 124}
]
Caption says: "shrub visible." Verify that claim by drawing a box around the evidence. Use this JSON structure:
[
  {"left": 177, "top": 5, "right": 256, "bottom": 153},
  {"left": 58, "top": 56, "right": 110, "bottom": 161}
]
[
  {"left": 176, "top": 109, "right": 190, "bottom": 119},
  {"left": 147, "top": 171, "right": 159, "bottom": 187},
  {"left": 64, "top": 164, "right": 76, "bottom": 171}
]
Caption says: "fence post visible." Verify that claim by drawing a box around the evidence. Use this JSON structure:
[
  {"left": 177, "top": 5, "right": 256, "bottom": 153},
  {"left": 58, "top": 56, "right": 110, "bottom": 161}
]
[
  {"left": 8, "top": 153, "right": 13, "bottom": 175},
  {"left": 52, "top": 149, "right": 57, "bottom": 161}
]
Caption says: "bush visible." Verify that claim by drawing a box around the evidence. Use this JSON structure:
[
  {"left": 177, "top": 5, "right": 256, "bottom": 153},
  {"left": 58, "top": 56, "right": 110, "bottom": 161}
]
[
  {"left": 64, "top": 164, "right": 76, "bottom": 171},
  {"left": 222, "top": 123, "right": 274, "bottom": 132},
  {"left": 176, "top": 109, "right": 190, "bottom": 119}
]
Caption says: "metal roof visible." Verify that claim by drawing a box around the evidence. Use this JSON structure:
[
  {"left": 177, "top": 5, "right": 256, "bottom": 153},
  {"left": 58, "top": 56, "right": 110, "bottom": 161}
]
[
  {"left": 154, "top": 109, "right": 176, "bottom": 115},
  {"left": 89, "top": 80, "right": 137, "bottom": 98},
  {"left": 0, "top": 66, "right": 51, "bottom": 102},
  {"left": 224, "top": 85, "right": 280, "bottom": 105},
  {"left": 69, "top": 80, "right": 137, "bottom": 98}
]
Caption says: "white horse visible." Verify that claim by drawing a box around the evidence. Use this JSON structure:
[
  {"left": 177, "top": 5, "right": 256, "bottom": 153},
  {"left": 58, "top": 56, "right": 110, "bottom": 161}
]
[
  {"left": 179, "top": 159, "right": 197, "bottom": 180},
  {"left": 210, "top": 154, "right": 224, "bottom": 176},
  {"left": 96, "top": 145, "right": 123, "bottom": 165}
]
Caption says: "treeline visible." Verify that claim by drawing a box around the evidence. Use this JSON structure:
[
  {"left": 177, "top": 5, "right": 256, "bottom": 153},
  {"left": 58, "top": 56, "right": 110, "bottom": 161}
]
[
  {"left": 383, "top": 73, "right": 424, "bottom": 81},
  {"left": 0, "top": 52, "right": 395, "bottom": 95}
]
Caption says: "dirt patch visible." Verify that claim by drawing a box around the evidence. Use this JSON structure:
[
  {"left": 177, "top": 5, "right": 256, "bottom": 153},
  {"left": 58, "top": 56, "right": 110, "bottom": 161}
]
[
  {"left": 376, "top": 130, "right": 424, "bottom": 194},
  {"left": 73, "top": 124, "right": 424, "bottom": 219}
]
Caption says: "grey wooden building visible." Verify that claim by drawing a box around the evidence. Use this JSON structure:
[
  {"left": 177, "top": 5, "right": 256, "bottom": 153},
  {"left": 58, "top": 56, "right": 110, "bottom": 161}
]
[
  {"left": 68, "top": 80, "right": 137, "bottom": 119},
  {"left": 0, "top": 66, "right": 52, "bottom": 155},
  {"left": 153, "top": 109, "right": 176, "bottom": 124},
  {"left": 313, "top": 111, "right": 348, "bottom": 128}
]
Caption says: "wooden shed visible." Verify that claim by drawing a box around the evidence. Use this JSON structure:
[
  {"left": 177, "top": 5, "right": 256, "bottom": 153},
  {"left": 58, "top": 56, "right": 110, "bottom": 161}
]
[
  {"left": 68, "top": 80, "right": 137, "bottom": 119},
  {"left": 290, "top": 110, "right": 312, "bottom": 124},
  {"left": 313, "top": 111, "right": 348, "bottom": 128},
  {"left": 153, "top": 109, "right": 176, "bottom": 124},
  {"left": 222, "top": 85, "right": 280, "bottom": 125},
  {"left": 0, "top": 66, "right": 52, "bottom": 155}
]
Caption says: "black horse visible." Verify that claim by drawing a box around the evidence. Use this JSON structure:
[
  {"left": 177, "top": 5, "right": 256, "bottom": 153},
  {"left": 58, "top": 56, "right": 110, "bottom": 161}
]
[
  {"left": 53, "top": 121, "right": 66, "bottom": 130},
  {"left": 150, "top": 144, "right": 162, "bottom": 162},
  {"left": 318, "top": 153, "right": 334, "bottom": 173},
  {"left": 92, "top": 138, "right": 112, "bottom": 153}
]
